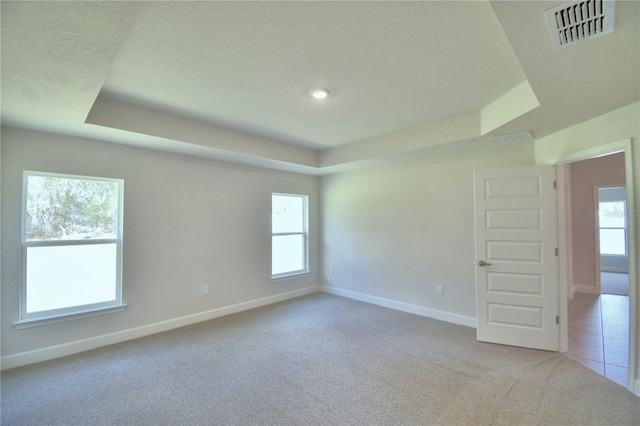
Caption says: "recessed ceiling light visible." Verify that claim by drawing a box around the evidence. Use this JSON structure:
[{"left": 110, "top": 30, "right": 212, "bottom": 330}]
[{"left": 311, "top": 89, "right": 330, "bottom": 100}]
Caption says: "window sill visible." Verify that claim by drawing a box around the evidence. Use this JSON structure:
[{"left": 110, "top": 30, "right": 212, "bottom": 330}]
[
  {"left": 271, "top": 271, "right": 310, "bottom": 282},
  {"left": 14, "top": 304, "right": 127, "bottom": 330}
]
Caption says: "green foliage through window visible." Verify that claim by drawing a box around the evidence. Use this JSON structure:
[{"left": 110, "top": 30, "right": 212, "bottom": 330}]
[{"left": 25, "top": 175, "right": 119, "bottom": 241}]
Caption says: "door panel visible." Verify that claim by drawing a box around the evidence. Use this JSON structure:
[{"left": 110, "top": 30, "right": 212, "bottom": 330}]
[
  {"left": 487, "top": 241, "right": 543, "bottom": 262},
  {"left": 474, "top": 166, "right": 558, "bottom": 351},
  {"left": 487, "top": 272, "right": 543, "bottom": 295},
  {"left": 486, "top": 209, "right": 542, "bottom": 229}
]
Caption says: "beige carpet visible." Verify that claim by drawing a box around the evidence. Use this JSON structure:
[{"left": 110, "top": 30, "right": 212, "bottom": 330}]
[{"left": 2, "top": 293, "right": 639, "bottom": 425}]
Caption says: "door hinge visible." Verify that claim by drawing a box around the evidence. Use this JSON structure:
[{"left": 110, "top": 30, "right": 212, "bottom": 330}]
[
  {"left": 555, "top": 248, "right": 558, "bottom": 256},
  {"left": 556, "top": 315, "right": 560, "bottom": 324},
  {"left": 553, "top": 180, "right": 557, "bottom": 189}
]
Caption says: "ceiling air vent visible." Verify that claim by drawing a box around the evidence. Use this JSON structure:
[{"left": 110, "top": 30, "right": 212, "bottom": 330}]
[
  {"left": 487, "top": 131, "right": 534, "bottom": 145},
  {"left": 545, "top": 0, "right": 615, "bottom": 49}
]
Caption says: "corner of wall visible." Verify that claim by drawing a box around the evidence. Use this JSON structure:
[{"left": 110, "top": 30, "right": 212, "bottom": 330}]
[{"left": 319, "top": 286, "right": 477, "bottom": 329}]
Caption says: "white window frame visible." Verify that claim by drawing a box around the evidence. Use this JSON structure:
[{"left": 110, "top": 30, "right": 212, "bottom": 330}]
[
  {"left": 271, "top": 193, "right": 309, "bottom": 280},
  {"left": 598, "top": 197, "right": 628, "bottom": 257},
  {"left": 16, "top": 171, "right": 125, "bottom": 328}
]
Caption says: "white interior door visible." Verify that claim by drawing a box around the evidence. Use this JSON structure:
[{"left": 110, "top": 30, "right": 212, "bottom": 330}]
[{"left": 474, "top": 166, "right": 559, "bottom": 351}]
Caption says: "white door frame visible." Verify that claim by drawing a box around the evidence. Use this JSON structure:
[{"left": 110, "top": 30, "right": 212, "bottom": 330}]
[{"left": 548, "top": 139, "right": 637, "bottom": 394}]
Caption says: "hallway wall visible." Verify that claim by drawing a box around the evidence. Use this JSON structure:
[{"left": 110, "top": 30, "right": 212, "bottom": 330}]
[{"left": 569, "top": 153, "right": 625, "bottom": 294}]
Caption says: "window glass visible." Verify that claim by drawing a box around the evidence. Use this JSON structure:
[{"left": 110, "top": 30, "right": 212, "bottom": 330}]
[
  {"left": 272, "top": 195, "right": 304, "bottom": 233},
  {"left": 271, "top": 193, "right": 308, "bottom": 278},
  {"left": 26, "top": 244, "right": 117, "bottom": 312},
  {"left": 272, "top": 234, "right": 305, "bottom": 275},
  {"left": 599, "top": 229, "right": 626, "bottom": 256},
  {"left": 25, "top": 175, "right": 119, "bottom": 241},
  {"left": 598, "top": 199, "right": 626, "bottom": 256},
  {"left": 598, "top": 201, "right": 625, "bottom": 228},
  {"left": 21, "top": 171, "right": 123, "bottom": 323}
]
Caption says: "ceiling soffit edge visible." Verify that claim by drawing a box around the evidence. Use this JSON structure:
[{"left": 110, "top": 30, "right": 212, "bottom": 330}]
[
  {"left": 480, "top": 80, "right": 540, "bottom": 136},
  {"left": 86, "top": 96, "right": 319, "bottom": 169},
  {"left": 85, "top": 78, "right": 545, "bottom": 174},
  {"left": 319, "top": 112, "right": 482, "bottom": 168}
]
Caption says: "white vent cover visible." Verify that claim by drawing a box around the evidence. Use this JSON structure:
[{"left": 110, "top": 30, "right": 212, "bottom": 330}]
[
  {"left": 545, "top": 0, "right": 615, "bottom": 49},
  {"left": 487, "top": 131, "right": 534, "bottom": 145}
]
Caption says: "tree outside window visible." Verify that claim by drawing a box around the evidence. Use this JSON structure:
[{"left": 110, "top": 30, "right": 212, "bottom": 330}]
[{"left": 20, "top": 171, "right": 124, "bottom": 323}]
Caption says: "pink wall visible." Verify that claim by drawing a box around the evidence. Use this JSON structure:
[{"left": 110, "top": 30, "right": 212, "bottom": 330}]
[{"left": 570, "top": 152, "right": 625, "bottom": 293}]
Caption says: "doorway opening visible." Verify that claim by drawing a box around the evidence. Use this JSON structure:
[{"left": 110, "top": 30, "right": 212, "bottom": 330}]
[{"left": 555, "top": 142, "right": 635, "bottom": 392}]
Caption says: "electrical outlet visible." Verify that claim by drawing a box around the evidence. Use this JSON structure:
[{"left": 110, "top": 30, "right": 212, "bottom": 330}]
[
  {"left": 436, "top": 285, "right": 444, "bottom": 295},
  {"left": 202, "top": 285, "right": 209, "bottom": 295}
]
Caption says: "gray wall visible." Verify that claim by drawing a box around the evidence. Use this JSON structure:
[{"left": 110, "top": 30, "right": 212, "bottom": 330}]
[
  {"left": 321, "top": 141, "right": 535, "bottom": 321},
  {"left": 568, "top": 153, "right": 626, "bottom": 292},
  {"left": 1, "top": 126, "right": 320, "bottom": 359}
]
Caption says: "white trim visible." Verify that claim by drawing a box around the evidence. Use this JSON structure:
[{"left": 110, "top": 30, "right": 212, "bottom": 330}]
[
  {"left": 1, "top": 286, "right": 319, "bottom": 371},
  {"left": 14, "top": 304, "right": 127, "bottom": 329},
  {"left": 546, "top": 141, "right": 625, "bottom": 165},
  {"left": 271, "top": 271, "right": 311, "bottom": 282},
  {"left": 594, "top": 185, "right": 602, "bottom": 294},
  {"left": 320, "top": 286, "right": 477, "bottom": 328},
  {"left": 557, "top": 163, "right": 570, "bottom": 351},
  {"left": 600, "top": 266, "right": 630, "bottom": 274}
]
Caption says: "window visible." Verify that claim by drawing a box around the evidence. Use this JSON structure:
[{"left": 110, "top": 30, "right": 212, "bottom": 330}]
[
  {"left": 272, "top": 193, "right": 308, "bottom": 279},
  {"left": 599, "top": 199, "right": 627, "bottom": 256},
  {"left": 19, "top": 171, "right": 124, "bottom": 326}
]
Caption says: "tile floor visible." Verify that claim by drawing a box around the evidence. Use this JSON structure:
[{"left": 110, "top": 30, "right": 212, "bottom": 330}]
[{"left": 567, "top": 292, "right": 630, "bottom": 388}]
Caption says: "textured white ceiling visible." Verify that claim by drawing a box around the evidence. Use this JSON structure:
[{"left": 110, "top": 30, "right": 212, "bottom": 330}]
[
  {"left": 101, "top": 1, "right": 525, "bottom": 148},
  {"left": 0, "top": 1, "right": 143, "bottom": 133},
  {"left": 1, "top": 0, "right": 638, "bottom": 174}
]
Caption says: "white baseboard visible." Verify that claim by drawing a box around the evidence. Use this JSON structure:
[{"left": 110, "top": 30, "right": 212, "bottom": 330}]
[
  {"left": 572, "top": 284, "right": 599, "bottom": 295},
  {"left": 1, "top": 285, "right": 320, "bottom": 371},
  {"left": 320, "top": 286, "right": 477, "bottom": 328}
]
